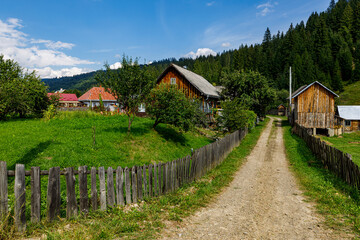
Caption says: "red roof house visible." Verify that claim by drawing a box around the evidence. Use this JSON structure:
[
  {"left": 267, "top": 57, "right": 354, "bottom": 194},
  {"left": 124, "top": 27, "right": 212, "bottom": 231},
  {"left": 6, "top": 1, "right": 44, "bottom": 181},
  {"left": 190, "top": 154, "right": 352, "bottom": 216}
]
[
  {"left": 47, "top": 93, "right": 79, "bottom": 107},
  {"left": 78, "top": 87, "right": 118, "bottom": 109}
]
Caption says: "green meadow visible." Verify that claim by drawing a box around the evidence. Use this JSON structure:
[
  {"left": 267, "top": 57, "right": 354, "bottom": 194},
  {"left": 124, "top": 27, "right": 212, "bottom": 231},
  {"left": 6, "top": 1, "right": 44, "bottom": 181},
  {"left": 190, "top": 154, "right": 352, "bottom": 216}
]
[
  {"left": 0, "top": 112, "right": 213, "bottom": 170},
  {"left": 320, "top": 131, "right": 360, "bottom": 166}
]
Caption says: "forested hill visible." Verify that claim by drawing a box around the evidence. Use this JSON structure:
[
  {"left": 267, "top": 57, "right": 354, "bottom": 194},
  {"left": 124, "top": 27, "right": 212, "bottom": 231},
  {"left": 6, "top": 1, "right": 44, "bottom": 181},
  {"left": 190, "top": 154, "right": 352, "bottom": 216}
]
[
  {"left": 44, "top": 0, "right": 360, "bottom": 96},
  {"left": 42, "top": 71, "right": 98, "bottom": 92}
]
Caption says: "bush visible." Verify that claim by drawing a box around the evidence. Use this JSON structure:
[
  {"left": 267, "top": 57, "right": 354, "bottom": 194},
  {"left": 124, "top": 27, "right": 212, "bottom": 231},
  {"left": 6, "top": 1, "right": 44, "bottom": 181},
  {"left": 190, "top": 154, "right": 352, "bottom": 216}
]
[
  {"left": 146, "top": 84, "right": 206, "bottom": 131},
  {"left": 217, "top": 98, "right": 257, "bottom": 133}
]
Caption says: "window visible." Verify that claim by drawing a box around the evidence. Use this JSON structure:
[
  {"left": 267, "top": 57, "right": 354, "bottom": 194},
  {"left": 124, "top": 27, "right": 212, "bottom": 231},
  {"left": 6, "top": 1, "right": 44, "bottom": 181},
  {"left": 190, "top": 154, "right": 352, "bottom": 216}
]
[
  {"left": 345, "top": 120, "right": 351, "bottom": 126},
  {"left": 170, "top": 78, "right": 176, "bottom": 85}
]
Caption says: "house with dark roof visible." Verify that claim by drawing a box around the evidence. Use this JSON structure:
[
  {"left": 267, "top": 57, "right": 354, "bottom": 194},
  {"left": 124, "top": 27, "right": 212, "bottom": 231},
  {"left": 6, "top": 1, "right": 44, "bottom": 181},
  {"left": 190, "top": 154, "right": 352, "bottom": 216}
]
[
  {"left": 78, "top": 87, "right": 118, "bottom": 110},
  {"left": 47, "top": 93, "right": 79, "bottom": 107},
  {"left": 157, "top": 64, "right": 221, "bottom": 113},
  {"left": 336, "top": 105, "right": 360, "bottom": 132},
  {"left": 290, "top": 81, "right": 339, "bottom": 135}
]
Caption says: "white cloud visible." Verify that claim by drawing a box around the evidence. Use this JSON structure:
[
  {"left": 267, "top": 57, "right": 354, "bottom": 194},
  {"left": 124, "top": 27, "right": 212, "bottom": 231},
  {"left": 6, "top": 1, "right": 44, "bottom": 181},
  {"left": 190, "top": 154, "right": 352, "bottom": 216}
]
[
  {"left": 0, "top": 18, "right": 94, "bottom": 78},
  {"left": 221, "top": 42, "right": 231, "bottom": 47},
  {"left": 206, "top": 1, "right": 215, "bottom": 7},
  {"left": 184, "top": 48, "right": 217, "bottom": 59},
  {"left": 110, "top": 62, "right": 122, "bottom": 69},
  {"left": 31, "top": 39, "right": 75, "bottom": 50},
  {"left": 28, "top": 67, "right": 93, "bottom": 78},
  {"left": 30, "top": 67, "right": 92, "bottom": 79},
  {"left": 256, "top": 1, "right": 278, "bottom": 16}
]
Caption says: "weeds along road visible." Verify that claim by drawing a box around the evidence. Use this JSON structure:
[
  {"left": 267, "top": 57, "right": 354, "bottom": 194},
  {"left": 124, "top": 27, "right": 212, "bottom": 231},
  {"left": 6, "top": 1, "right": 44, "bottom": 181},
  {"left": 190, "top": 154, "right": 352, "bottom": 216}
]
[{"left": 161, "top": 117, "right": 349, "bottom": 240}]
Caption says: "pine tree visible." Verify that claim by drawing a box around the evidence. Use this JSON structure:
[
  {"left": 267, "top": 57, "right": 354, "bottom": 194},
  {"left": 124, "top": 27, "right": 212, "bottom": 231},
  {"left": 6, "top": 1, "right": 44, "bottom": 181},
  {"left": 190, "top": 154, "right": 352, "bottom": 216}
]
[
  {"left": 338, "top": 44, "right": 353, "bottom": 82},
  {"left": 332, "top": 60, "right": 344, "bottom": 91},
  {"left": 328, "top": 0, "right": 336, "bottom": 12}
]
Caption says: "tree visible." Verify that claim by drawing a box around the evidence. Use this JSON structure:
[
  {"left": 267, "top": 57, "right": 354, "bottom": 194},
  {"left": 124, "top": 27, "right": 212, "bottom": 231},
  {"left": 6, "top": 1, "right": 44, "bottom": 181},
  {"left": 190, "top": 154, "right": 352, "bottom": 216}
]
[
  {"left": 332, "top": 60, "right": 344, "bottom": 91},
  {"left": 220, "top": 70, "right": 276, "bottom": 117},
  {"left": 146, "top": 84, "right": 205, "bottom": 131},
  {"left": 217, "top": 98, "right": 257, "bottom": 133},
  {"left": 0, "top": 55, "right": 49, "bottom": 119},
  {"left": 95, "top": 56, "right": 155, "bottom": 134}
]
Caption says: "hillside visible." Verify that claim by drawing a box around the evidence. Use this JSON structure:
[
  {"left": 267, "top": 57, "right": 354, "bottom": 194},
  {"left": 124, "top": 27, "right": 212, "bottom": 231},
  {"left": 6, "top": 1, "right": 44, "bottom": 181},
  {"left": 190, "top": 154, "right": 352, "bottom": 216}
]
[
  {"left": 337, "top": 80, "right": 360, "bottom": 105},
  {"left": 42, "top": 71, "right": 98, "bottom": 92}
]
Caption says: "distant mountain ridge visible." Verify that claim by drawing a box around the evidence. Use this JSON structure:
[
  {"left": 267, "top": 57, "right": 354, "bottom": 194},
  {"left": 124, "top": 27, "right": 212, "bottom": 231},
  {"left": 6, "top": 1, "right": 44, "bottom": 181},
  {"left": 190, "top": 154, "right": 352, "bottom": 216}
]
[{"left": 42, "top": 71, "right": 99, "bottom": 92}]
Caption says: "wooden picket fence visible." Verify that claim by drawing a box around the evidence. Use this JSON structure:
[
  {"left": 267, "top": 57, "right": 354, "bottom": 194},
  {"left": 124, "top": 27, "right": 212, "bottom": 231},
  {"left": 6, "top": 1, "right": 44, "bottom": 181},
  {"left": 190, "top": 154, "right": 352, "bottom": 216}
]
[
  {"left": 293, "top": 123, "right": 359, "bottom": 188},
  {"left": 0, "top": 128, "right": 248, "bottom": 232}
]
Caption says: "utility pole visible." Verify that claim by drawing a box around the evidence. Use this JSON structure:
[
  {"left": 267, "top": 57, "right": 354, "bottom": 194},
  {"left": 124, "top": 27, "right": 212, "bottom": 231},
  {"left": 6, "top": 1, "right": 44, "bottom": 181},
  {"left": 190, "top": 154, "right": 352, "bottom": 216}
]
[{"left": 289, "top": 66, "right": 292, "bottom": 117}]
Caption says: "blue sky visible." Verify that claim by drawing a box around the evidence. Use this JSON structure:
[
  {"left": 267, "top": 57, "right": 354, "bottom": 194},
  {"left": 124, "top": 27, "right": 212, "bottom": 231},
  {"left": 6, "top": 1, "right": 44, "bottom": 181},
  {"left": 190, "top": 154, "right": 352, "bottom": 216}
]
[{"left": 0, "top": 0, "right": 330, "bottom": 78}]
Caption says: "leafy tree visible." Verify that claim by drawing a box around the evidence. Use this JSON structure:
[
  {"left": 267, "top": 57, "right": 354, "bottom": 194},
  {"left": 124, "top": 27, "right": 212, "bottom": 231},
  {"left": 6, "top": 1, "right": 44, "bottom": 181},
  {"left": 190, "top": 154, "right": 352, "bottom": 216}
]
[
  {"left": 217, "top": 98, "right": 257, "bottom": 133},
  {"left": 220, "top": 70, "right": 276, "bottom": 117},
  {"left": 146, "top": 84, "right": 205, "bottom": 131},
  {"left": 0, "top": 55, "right": 49, "bottom": 119},
  {"left": 95, "top": 56, "right": 155, "bottom": 134}
]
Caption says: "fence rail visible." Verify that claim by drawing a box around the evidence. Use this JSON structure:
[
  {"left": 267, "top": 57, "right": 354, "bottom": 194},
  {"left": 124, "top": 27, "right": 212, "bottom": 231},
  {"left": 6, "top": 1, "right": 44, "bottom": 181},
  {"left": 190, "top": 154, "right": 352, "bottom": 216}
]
[
  {"left": 293, "top": 123, "right": 358, "bottom": 188},
  {"left": 0, "top": 128, "right": 248, "bottom": 232}
]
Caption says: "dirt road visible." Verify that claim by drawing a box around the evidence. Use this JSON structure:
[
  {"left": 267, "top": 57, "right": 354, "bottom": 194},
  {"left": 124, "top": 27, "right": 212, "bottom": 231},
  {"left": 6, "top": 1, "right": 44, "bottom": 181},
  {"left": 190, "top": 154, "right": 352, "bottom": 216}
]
[{"left": 161, "top": 117, "right": 348, "bottom": 240}]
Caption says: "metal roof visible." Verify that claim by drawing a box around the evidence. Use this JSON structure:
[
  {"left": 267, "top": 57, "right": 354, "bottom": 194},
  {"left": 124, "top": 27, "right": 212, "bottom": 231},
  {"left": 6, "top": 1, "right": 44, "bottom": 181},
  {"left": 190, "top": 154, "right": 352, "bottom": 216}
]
[
  {"left": 291, "top": 81, "right": 339, "bottom": 99},
  {"left": 157, "top": 64, "right": 220, "bottom": 98},
  {"left": 337, "top": 105, "right": 360, "bottom": 120}
]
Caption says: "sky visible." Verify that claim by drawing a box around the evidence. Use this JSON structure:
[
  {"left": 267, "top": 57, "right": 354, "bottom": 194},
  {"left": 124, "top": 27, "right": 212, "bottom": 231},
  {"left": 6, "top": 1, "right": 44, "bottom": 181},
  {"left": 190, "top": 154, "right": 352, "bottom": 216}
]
[{"left": 0, "top": 0, "right": 331, "bottom": 79}]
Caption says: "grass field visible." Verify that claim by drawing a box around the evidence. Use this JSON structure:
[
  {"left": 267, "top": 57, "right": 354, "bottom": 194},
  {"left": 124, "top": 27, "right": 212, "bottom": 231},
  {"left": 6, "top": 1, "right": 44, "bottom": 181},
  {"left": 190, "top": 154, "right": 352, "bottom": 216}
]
[
  {"left": 320, "top": 131, "right": 360, "bottom": 166},
  {"left": 283, "top": 120, "right": 360, "bottom": 236},
  {"left": 2, "top": 118, "right": 269, "bottom": 239},
  {"left": 0, "top": 112, "right": 213, "bottom": 170},
  {"left": 338, "top": 80, "right": 360, "bottom": 105}
]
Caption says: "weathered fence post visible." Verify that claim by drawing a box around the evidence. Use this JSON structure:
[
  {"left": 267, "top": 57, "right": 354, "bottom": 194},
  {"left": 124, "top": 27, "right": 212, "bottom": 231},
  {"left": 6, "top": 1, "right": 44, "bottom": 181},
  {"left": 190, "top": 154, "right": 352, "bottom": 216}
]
[
  {"left": 47, "top": 166, "right": 60, "bottom": 222},
  {"left": 31, "top": 166, "right": 41, "bottom": 223},
  {"left": 164, "top": 162, "right": 169, "bottom": 193},
  {"left": 149, "top": 164, "right": 153, "bottom": 197},
  {"left": 125, "top": 167, "right": 131, "bottom": 204},
  {"left": 0, "top": 161, "right": 8, "bottom": 220},
  {"left": 153, "top": 163, "right": 158, "bottom": 196},
  {"left": 98, "top": 167, "right": 106, "bottom": 211},
  {"left": 79, "top": 166, "right": 89, "bottom": 214},
  {"left": 137, "top": 166, "right": 143, "bottom": 201},
  {"left": 116, "top": 167, "right": 125, "bottom": 206},
  {"left": 107, "top": 167, "right": 115, "bottom": 207},
  {"left": 91, "top": 167, "right": 98, "bottom": 211},
  {"left": 159, "top": 163, "right": 163, "bottom": 195},
  {"left": 15, "top": 164, "right": 26, "bottom": 232},
  {"left": 65, "top": 167, "right": 77, "bottom": 219},
  {"left": 132, "top": 166, "right": 138, "bottom": 203},
  {"left": 143, "top": 164, "right": 147, "bottom": 197}
]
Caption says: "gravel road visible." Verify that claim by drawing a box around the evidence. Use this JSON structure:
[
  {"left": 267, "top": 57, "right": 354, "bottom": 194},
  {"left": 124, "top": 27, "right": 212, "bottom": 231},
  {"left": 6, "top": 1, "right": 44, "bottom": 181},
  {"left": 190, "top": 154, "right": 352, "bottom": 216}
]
[{"left": 160, "top": 117, "right": 351, "bottom": 240}]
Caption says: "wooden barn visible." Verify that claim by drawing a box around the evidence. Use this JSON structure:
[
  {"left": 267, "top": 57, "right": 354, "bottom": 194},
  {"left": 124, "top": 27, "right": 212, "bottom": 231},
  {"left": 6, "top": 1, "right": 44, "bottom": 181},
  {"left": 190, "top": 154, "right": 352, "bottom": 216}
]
[
  {"left": 290, "top": 81, "right": 339, "bottom": 135},
  {"left": 277, "top": 104, "right": 286, "bottom": 116},
  {"left": 157, "top": 64, "right": 221, "bottom": 113},
  {"left": 337, "top": 105, "right": 360, "bottom": 132}
]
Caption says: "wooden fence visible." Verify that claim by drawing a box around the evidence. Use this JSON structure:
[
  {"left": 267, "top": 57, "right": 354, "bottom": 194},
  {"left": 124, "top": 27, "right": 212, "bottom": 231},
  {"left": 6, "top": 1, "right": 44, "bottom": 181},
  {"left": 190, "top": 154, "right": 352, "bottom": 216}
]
[
  {"left": 0, "top": 128, "right": 248, "bottom": 232},
  {"left": 293, "top": 123, "right": 359, "bottom": 188}
]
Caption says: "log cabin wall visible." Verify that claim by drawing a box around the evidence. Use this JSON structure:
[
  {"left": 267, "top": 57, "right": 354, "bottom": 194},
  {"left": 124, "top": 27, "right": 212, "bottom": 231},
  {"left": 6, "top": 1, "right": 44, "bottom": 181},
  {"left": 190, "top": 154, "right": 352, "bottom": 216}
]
[
  {"left": 344, "top": 120, "right": 360, "bottom": 132},
  {"left": 157, "top": 68, "right": 220, "bottom": 110},
  {"left": 294, "top": 83, "right": 335, "bottom": 129},
  {"left": 158, "top": 69, "right": 202, "bottom": 99}
]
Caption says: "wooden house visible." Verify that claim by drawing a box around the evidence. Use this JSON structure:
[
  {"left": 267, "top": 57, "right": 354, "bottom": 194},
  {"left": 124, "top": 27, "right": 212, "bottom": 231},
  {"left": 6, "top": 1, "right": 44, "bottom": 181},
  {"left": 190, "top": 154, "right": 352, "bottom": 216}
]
[
  {"left": 277, "top": 104, "right": 286, "bottom": 116},
  {"left": 157, "top": 64, "right": 221, "bottom": 113},
  {"left": 337, "top": 106, "right": 360, "bottom": 132},
  {"left": 290, "top": 81, "right": 339, "bottom": 135}
]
